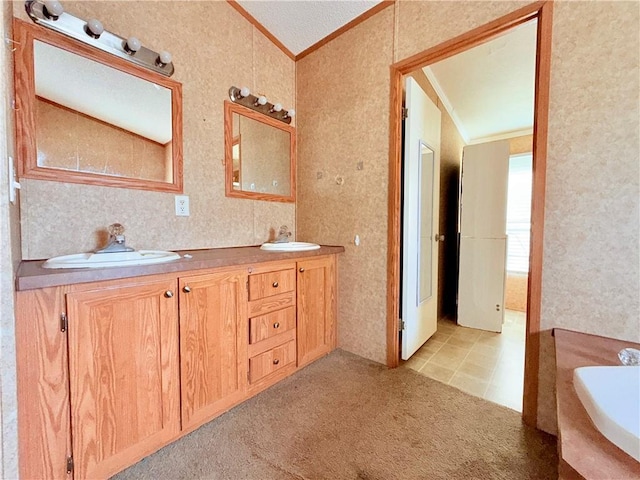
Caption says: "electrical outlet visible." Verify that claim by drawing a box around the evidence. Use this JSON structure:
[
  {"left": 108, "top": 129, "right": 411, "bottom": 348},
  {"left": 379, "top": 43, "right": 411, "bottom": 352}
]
[{"left": 175, "top": 195, "right": 190, "bottom": 216}]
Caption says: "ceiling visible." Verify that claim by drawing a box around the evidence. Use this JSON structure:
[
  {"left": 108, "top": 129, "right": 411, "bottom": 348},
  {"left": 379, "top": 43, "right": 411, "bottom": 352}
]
[
  {"left": 423, "top": 20, "right": 538, "bottom": 144},
  {"left": 235, "top": 2, "right": 536, "bottom": 144},
  {"left": 236, "top": 0, "right": 382, "bottom": 56}
]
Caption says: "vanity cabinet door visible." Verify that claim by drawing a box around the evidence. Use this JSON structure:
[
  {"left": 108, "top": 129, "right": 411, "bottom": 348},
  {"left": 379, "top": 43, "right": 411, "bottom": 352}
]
[
  {"left": 297, "top": 256, "right": 337, "bottom": 367},
  {"left": 15, "top": 287, "right": 71, "bottom": 480},
  {"left": 66, "top": 278, "right": 180, "bottom": 480},
  {"left": 179, "top": 269, "right": 248, "bottom": 430}
]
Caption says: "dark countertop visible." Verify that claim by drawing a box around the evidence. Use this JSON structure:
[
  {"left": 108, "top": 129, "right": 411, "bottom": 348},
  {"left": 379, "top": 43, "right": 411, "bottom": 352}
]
[
  {"left": 554, "top": 328, "right": 640, "bottom": 480},
  {"left": 16, "top": 245, "right": 345, "bottom": 291}
]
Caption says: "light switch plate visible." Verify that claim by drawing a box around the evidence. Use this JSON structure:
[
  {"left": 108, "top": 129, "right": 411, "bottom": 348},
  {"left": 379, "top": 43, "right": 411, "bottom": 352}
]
[{"left": 175, "top": 195, "right": 189, "bottom": 216}]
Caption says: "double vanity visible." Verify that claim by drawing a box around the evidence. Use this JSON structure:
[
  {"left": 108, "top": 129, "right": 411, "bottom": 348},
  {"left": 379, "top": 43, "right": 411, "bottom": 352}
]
[
  {"left": 13, "top": 4, "right": 318, "bottom": 478},
  {"left": 15, "top": 245, "right": 343, "bottom": 479}
]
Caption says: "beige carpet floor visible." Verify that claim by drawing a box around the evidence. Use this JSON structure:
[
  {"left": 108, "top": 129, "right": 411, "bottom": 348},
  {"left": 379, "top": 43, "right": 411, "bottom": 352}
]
[{"left": 113, "top": 350, "right": 557, "bottom": 480}]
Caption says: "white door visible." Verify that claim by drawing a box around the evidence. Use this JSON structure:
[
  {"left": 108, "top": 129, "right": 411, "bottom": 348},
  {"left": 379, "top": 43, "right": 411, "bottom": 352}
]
[
  {"left": 458, "top": 237, "right": 507, "bottom": 332},
  {"left": 401, "top": 77, "right": 442, "bottom": 360},
  {"left": 458, "top": 140, "right": 509, "bottom": 332},
  {"left": 459, "top": 141, "right": 510, "bottom": 238}
]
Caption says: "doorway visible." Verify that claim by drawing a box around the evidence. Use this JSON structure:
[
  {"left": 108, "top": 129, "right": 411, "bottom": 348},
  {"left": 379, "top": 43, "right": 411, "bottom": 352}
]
[{"left": 387, "top": 2, "right": 553, "bottom": 427}]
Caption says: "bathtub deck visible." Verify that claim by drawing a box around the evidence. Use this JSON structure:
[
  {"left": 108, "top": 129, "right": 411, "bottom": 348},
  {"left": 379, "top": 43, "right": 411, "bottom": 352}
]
[{"left": 554, "top": 329, "right": 640, "bottom": 479}]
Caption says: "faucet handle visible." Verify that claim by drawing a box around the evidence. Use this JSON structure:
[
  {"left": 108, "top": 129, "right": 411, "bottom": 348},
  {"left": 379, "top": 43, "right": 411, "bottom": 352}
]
[
  {"left": 108, "top": 223, "right": 125, "bottom": 236},
  {"left": 278, "top": 225, "right": 289, "bottom": 235}
]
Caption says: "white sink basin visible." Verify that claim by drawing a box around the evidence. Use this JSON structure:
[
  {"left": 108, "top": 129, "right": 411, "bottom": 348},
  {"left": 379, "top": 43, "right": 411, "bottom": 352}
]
[
  {"left": 260, "top": 242, "right": 320, "bottom": 252},
  {"left": 573, "top": 365, "right": 640, "bottom": 461},
  {"left": 42, "top": 250, "right": 181, "bottom": 269}
]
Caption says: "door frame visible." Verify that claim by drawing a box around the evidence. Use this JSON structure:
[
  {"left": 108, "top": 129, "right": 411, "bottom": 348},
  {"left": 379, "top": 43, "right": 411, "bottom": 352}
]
[{"left": 386, "top": 1, "right": 553, "bottom": 428}]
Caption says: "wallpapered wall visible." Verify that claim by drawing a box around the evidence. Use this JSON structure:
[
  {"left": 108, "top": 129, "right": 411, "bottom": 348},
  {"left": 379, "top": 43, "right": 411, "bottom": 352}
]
[
  {"left": 36, "top": 99, "right": 169, "bottom": 182},
  {"left": 14, "top": 1, "right": 296, "bottom": 259},
  {"left": 297, "top": 0, "right": 639, "bottom": 434}
]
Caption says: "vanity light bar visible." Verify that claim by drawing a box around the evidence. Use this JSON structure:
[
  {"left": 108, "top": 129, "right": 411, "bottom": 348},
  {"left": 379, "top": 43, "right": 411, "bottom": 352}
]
[
  {"left": 25, "top": 0, "right": 175, "bottom": 77},
  {"left": 229, "top": 86, "right": 294, "bottom": 124}
]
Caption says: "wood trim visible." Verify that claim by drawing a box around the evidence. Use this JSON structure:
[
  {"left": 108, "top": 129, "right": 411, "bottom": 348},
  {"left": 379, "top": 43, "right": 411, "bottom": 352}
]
[
  {"left": 224, "top": 100, "right": 296, "bottom": 203},
  {"left": 296, "top": 1, "right": 396, "bottom": 61},
  {"left": 390, "top": 1, "right": 546, "bottom": 73},
  {"left": 522, "top": 0, "right": 553, "bottom": 428},
  {"left": 386, "top": 1, "right": 554, "bottom": 429},
  {"left": 226, "top": 0, "right": 296, "bottom": 60},
  {"left": 12, "top": 18, "right": 183, "bottom": 193},
  {"left": 386, "top": 65, "right": 403, "bottom": 368}
]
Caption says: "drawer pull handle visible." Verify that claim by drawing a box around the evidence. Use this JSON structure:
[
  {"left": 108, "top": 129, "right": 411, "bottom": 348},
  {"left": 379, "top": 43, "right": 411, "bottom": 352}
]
[
  {"left": 273, "top": 359, "right": 280, "bottom": 365},
  {"left": 183, "top": 286, "right": 191, "bottom": 293},
  {"left": 272, "top": 281, "right": 279, "bottom": 288},
  {"left": 299, "top": 267, "right": 305, "bottom": 273},
  {"left": 273, "top": 322, "right": 280, "bottom": 329},
  {"left": 164, "top": 290, "right": 174, "bottom": 298}
]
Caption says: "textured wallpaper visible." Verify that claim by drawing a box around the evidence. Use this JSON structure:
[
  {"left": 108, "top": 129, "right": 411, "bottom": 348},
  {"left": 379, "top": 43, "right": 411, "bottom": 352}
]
[
  {"left": 14, "top": 1, "right": 296, "bottom": 259},
  {"left": 297, "top": 0, "right": 639, "bottom": 434},
  {"left": 36, "top": 99, "right": 168, "bottom": 181},
  {"left": 297, "top": 8, "right": 395, "bottom": 364},
  {"left": 505, "top": 273, "right": 528, "bottom": 312},
  {"left": 538, "top": 0, "right": 640, "bottom": 433}
]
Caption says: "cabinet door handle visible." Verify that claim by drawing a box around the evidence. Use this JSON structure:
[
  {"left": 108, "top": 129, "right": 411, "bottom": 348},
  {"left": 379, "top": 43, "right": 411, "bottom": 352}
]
[
  {"left": 183, "top": 286, "right": 191, "bottom": 293},
  {"left": 273, "top": 359, "right": 280, "bottom": 365},
  {"left": 164, "top": 290, "right": 174, "bottom": 298},
  {"left": 496, "top": 304, "right": 501, "bottom": 311},
  {"left": 272, "top": 281, "right": 279, "bottom": 288},
  {"left": 299, "top": 267, "right": 305, "bottom": 273},
  {"left": 273, "top": 322, "right": 280, "bottom": 329}
]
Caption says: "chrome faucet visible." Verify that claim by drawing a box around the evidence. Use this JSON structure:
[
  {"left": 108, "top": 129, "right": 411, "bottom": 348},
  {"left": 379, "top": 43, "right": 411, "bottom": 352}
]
[
  {"left": 95, "top": 223, "right": 134, "bottom": 253},
  {"left": 274, "top": 225, "right": 291, "bottom": 243}
]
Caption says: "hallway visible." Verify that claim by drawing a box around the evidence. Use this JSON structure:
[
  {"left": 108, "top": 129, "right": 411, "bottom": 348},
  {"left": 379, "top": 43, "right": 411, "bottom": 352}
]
[{"left": 403, "top": 311, "right": 526, "bottom": 411}]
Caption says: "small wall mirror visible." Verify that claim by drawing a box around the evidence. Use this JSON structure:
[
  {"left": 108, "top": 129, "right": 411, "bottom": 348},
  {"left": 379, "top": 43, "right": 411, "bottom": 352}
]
[
  {"left": 224, "top": 101, "right": 295, "bottom": 202},
  {"left": 14, "top": 19, "right": 183, "bottom": 192}
]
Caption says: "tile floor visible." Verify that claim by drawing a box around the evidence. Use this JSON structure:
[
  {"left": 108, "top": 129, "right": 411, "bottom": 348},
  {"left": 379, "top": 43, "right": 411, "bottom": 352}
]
[{"left": 402, "top": 310, "right": 526, "bottom": 411}]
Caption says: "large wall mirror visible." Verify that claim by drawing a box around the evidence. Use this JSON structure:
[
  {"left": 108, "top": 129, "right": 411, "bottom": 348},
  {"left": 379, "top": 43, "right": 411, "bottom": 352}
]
[
  {"left": 224, "top": 101, "right": 295, "bottom": 203},
  {"left": 13, "top": 19, "right": 183, "bottom": 192}
]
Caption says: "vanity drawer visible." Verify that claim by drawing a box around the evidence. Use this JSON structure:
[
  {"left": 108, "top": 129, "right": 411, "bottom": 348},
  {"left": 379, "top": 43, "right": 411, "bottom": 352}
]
[
  {"left": 249, "top": 269, "right": 296, "bottom": 301},
  {"left": 249, "top": 339, "right": 296, "bottom": 384},
  {"left": 250, "top": 306, "right": 296, "bottom": 344}
]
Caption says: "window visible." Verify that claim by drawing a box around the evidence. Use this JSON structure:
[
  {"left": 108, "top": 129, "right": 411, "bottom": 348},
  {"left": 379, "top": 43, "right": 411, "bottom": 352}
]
[{"left": 506, "top": 153, "right": 532, "bottom": 273}]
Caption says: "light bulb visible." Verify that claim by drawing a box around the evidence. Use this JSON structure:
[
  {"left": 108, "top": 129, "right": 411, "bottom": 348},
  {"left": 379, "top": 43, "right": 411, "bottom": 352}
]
[
  {"left": 239, "top": 86, "right": 251, "bottom": 98},
  {"left": 156, "top": 50, "right": 172, "bottom": 66},
  {"left": 285, "top": 109, "right": 296, "bottom": 118},
  {"left": 270, "top": 103, "right": 282, "bottom": 113},
  {"left": 255, "top": 95, "right": 267, "bottom": 106},
  {"left": 85, "top": 18, "right": 104, "bottom": 38},
  {"left": 43, "top": 0, "right": 63, "bottom": 19},
  {"left": 124, "top": 36, "right": 141, "bottom": 54}
]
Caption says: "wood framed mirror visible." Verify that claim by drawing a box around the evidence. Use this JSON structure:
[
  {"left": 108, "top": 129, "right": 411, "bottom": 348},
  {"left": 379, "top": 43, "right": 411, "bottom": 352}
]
[
  {"left": 224, "top": 101, "right": 295, "bottom": 203},
  {"left": 13, "top": 19, "right": 183, "bottom": 192}
]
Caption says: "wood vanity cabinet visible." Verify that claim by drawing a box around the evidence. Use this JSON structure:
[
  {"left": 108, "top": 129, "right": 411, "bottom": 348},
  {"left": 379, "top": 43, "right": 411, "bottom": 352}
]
[
  {"left": 178, "top": 269, "right": 248, "bottom": 431},
  {"left": 15, "top": 275, "right": 182, "bottom": 480},
  {"left": 246, "top": 263, "right": 298, "bottom": 391},
  {"left": 297, "top": 256, "right": 337, "bottom": 367},
  {"left": 15, "top": 251, "right": 340, "bottom": 480},
  {"left": 65, "top": 278, "right": 181, "bottom": 479}
]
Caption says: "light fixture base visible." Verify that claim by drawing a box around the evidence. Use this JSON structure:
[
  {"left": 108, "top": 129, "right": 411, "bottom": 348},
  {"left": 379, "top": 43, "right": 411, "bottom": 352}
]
[
  {"left": 25, "top": 0, "right": 175, "bottom": 77},
  {"left": 229, "top": 87, "right": 292, "bottom": 124}
]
